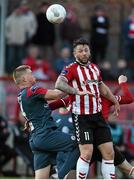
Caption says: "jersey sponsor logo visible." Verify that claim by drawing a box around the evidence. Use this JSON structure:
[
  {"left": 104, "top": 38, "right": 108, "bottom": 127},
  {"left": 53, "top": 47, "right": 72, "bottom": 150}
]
[
  {"left": 82, "top": 79, "right": 99, "bottom": 86},
  {"left": 84, "top": 131, "right": 90, "bottom": 141}
]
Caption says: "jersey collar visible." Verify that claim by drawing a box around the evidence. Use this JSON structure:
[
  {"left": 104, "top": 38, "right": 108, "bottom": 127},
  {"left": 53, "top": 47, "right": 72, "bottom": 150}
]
[{"left": 75, "top": 59, "right": 91, "bottom": 67}]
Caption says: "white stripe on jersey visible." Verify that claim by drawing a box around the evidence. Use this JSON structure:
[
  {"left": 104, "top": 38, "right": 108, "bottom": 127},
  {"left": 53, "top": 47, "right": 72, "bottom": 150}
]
[
  {"left": 89, "top": 64, "right": 101, "bottom": 113},
  {"left": 72, "top": 79, "right": 81, "bottom": 114},
  {"left": 93, "top": 65, "right": 100, "bottom": 77},
  {"left": 84, "top": 67, "right": 97, "bottom": 113},
  {"left": 77, "top": 66, "right": 89, "bottom": 114}
]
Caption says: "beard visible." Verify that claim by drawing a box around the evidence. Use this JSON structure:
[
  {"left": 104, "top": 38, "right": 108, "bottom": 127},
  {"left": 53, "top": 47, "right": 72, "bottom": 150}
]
[{"left": 76, "top": 56, "right": 91, "bottom": 65}]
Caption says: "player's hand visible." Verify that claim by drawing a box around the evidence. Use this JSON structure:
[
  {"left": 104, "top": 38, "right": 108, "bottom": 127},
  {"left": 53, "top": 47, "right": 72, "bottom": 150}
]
[
  {"left": 113, "top": 102, "right": 120, "bottom": 116},
  {"left": 77, "top": 90, "right": 95, "bottom": 96},
  {"left": 118, "top": 75, "right": 127, "bottom": 84}
]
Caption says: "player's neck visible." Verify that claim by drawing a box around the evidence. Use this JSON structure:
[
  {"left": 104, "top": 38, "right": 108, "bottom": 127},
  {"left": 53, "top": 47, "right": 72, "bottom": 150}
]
[
  {"left": 76, "top": 59, "right": 90, "bottom": 66},
  {"left": 19, "top": 83, "right": 32, "bottom": 89}
]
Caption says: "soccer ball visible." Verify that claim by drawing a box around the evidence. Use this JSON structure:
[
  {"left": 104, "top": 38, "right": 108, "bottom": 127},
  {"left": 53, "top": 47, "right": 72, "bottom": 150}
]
[{"left": 46, "top": 4, "right": 66, "bottom": 24}]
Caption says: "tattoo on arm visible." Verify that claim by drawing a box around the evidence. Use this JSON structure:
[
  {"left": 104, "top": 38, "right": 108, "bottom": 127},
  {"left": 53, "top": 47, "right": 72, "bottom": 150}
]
[{"left": 55, "top": 76, "right": 78, "bottom": 95}]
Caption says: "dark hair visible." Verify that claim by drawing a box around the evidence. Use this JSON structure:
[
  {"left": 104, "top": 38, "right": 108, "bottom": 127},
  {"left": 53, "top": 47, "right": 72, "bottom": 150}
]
[{"left": 73, "top": 38, "right": 89, "bottom": 49}]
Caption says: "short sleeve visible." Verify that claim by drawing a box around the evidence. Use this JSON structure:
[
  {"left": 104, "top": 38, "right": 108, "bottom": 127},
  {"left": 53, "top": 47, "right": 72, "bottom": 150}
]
[
  {"left": 27, "top": 85, "right": 48, "bottom": 99},
  {"left": 60, "top": 65, "right": 74, "bottom": 82}
]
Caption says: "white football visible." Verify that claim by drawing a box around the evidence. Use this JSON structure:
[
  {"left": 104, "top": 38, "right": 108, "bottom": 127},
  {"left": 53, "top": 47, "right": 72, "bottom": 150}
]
[{"left": 46, "top": 4, "right": 66, "bottom": 24}]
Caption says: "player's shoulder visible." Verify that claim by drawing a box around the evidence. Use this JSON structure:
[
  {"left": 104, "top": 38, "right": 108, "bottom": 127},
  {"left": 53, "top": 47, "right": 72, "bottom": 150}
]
[
  {"left": 26, "top": 84, "right": 39, "bottom": 97},
  {"left": 90, "top": 63, "right": 100, "bottom": 70},
  {"left": 65, "top": 62, "right": 77, "bottom": 69},
  {"left": 28, "top": 83, "right": 47, "bottom": 95},
  {"left": 30, "top": 84, "right": 42, "bottom": 92},
  {"left": 89, "top": 63, "right": 101, "bottom": 76},
  {"left": 61, "top": 62, "right": 77, "bottom": 76}
]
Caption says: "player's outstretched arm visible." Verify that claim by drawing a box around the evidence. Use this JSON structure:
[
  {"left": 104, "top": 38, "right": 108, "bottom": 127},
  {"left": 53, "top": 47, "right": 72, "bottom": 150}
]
[
  {"left": 118, "top": 75, "right": 134, "bottom": 104},
  {"left": 55, "top": 76, "right": 79, "bottom": 94},
  {"left": 99, "top": 82, "right": 120, "bottom": 116},
  {"left": 49, "top": 97, "right": 70, "bottom": 110},
  {"left": 44, "top": 89, "right": 65, "bottom": 101},
  {"left": 55, "top": 76, "right": 94, "bottom": 96}
]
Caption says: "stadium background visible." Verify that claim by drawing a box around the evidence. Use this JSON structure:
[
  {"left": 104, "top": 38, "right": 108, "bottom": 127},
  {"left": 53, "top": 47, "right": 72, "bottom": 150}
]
[{"left": 0, "top": 0, "right": 134, "bottom": 178}]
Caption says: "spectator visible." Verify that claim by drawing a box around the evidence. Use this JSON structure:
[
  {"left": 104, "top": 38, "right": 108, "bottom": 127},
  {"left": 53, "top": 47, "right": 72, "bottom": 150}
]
[
  {"left": 59, "top": 4, "right": 82, "bottom": 50},
  {"left": 5, "top": 6, "right": 36, "bottom": 73},
  {"left": 12, "top": 120, "right": 34, "bottom": 171},
  {"left": 0, "top": 115, "right": 16, "bottom": 174},
  {"left": 90, "top": 5, "right": 110, "bottom": 63},
  {"left": 123, "top": 9, "right": 134, "bottom": 63},
  {"left": 54, "top": 47, "right": 74, "bottom": 75},
  {"left": 100, "top": 61, "right": 115, "bottom": 81},
  {"left": 23, "top": 45, "right": 57, "bottom": 81},
  {"left": 112, "top": 59, "right": 132, "bottom": 81},
  {"left": 32, "top": 2, "right": 56, "bottom": 61},
  {"left": 20, "top": 2, "right": 37, "bottom": 45}
]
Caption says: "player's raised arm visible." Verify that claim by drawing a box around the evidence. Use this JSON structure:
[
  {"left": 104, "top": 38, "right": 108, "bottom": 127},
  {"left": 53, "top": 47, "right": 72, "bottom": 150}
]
[
  {"left": 99, "top": 81, "right": 120, "bottom": 116},
  {"left": 55, "top": 75, "right": 94, "bottom": 96},
  {"left": 55, "top": 76, "right": 78, "bottom": 94},
  {"left": 44, "top": 89, "right": 65, "bottom": 101},
  {"left": 49, "top": 96, "right": 70, "bottom": 110},
  {"left": 117, "top": 75, "right": 134, "bottom": 104}
]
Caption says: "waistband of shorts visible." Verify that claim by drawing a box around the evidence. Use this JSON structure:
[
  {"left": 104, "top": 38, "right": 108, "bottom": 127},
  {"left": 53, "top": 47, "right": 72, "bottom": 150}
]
[{"left": 72, "top": 112, "right": 102, "bottom": 117}]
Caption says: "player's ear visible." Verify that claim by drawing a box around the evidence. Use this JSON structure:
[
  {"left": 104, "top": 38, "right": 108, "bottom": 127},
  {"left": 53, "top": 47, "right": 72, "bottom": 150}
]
[
  {"left": 73, "top": 51, "right": 76, "bottom": 58},
  {"left": 22, "top": 75, "right": 27, "bottom": 82}
]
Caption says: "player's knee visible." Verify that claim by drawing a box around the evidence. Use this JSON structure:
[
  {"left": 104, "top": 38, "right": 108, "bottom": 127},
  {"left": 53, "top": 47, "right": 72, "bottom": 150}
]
[
  {"left": 80, "top": 144, "right": 93, "bottom": 160},
  {"left": 35, "top": 166, "right": 51, "bottom": 179},
  {"left": 102, "top": 147, "right": 115, "bottom": 160},
  {"left": 99, "top": 143, "right": 115, "bottom": 160}
]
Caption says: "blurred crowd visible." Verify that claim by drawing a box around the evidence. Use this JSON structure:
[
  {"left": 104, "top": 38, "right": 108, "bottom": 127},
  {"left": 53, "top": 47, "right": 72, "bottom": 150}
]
[{"left": 4, "top": 1, "right": 134, "bottom": 82}]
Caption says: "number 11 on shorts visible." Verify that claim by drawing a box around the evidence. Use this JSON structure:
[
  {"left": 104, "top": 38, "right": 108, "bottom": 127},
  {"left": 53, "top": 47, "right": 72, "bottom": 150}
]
[{"left": 84, "top": 132, "right": 90, "bottom": 141}]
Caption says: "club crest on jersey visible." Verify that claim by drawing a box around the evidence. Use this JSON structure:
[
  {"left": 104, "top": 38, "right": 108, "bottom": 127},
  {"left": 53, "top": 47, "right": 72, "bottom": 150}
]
[
  {"left": 71, "top": 135, "right": 76, "bottom": 141},
  {"left": 31, "top": 85, "right": 38, "bottom": 92}
]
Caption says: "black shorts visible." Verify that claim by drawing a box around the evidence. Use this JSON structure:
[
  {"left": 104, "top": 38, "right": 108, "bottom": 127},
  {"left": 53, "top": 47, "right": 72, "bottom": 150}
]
[
  {"left": 90, "top": 145, "right": 125, "bottom": 166},
  {"left": 72, "top": 112, "right": 112, "bottom": 145}
]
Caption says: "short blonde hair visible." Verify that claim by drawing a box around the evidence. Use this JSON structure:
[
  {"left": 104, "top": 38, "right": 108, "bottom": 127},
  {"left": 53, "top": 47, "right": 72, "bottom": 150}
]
[{"left": 13, "top": 65, "right": 31, "bottom": 84}]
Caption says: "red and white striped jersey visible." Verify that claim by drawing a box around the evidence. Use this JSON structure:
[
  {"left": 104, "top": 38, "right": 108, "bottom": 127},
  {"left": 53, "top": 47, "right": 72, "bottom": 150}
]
[{"left": 60, "top": 62, "right": 102, "bottom": 115}]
